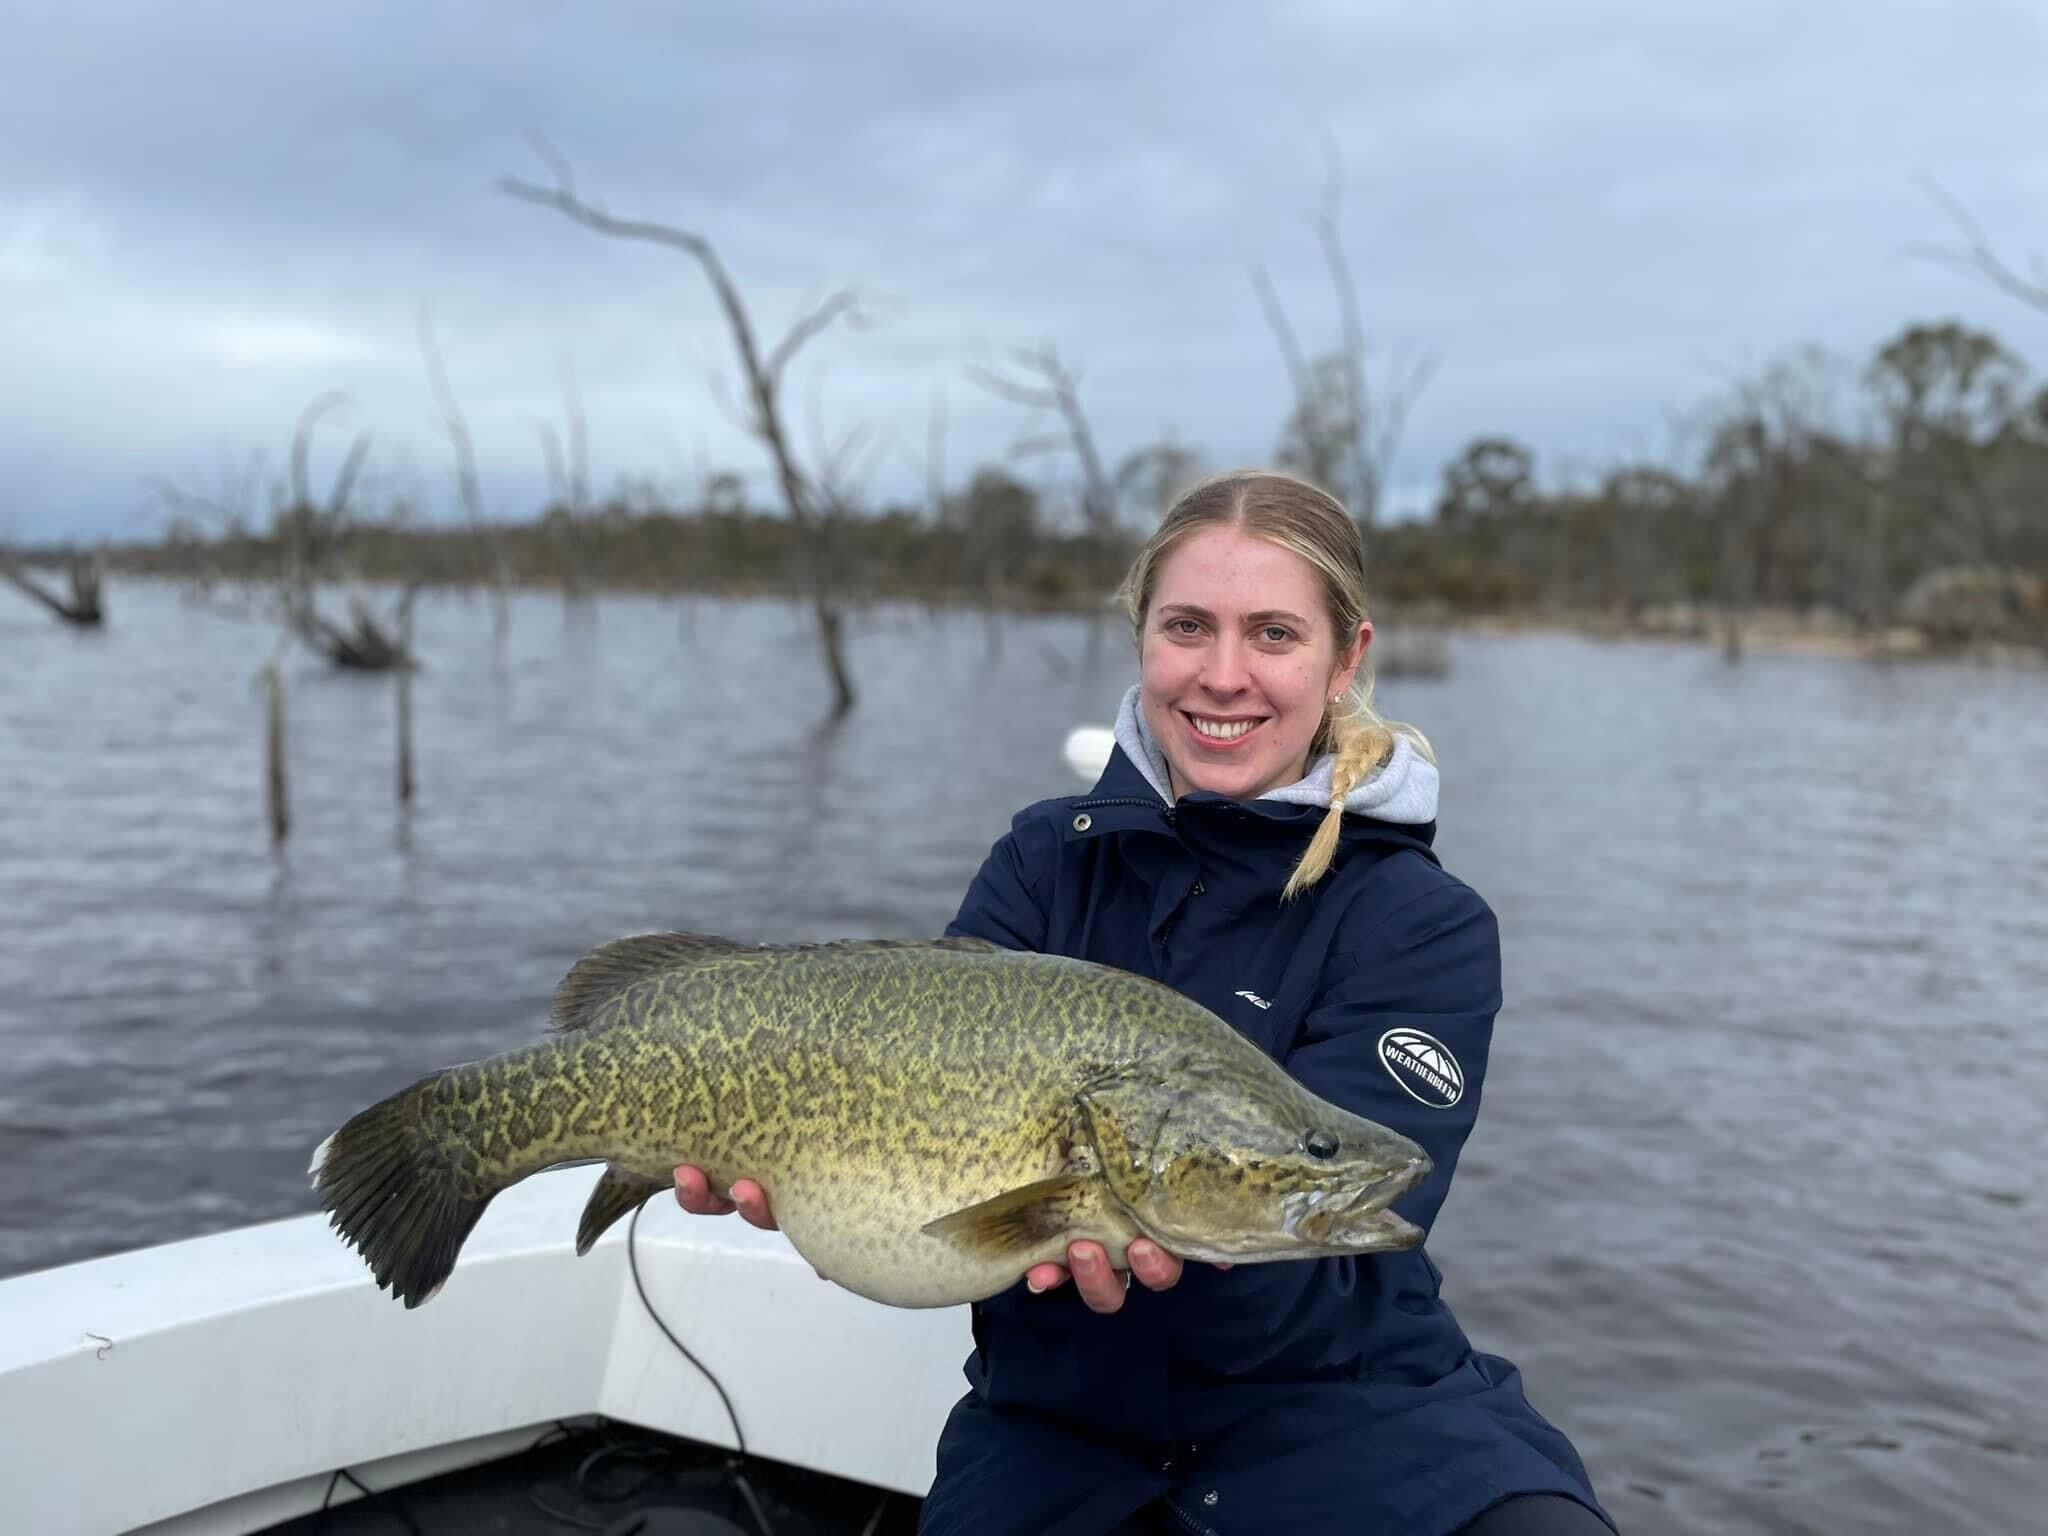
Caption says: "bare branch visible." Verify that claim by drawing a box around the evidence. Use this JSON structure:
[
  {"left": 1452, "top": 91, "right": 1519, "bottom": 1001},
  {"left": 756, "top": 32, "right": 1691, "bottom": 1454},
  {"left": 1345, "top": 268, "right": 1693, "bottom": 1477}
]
[
  {"left": 289, "top": 391, "right": 351, "bottom": 509},
  {"left": 767, "top": 288, "right": 873, "bottom": 384},
  {"left": 1316, "top": 135, "right": 1375, "bottom": 516},
  {"left": 1008, "top": 432, "right": 1074, "bottom": 461},
  {"left": 967, "top": 343, "right": 1114, "bottom": 533},
  {"left": 964, "top": 363, "right": 1062, "bottom": 413},
  {"left": 326, "top": 432, "right": 374, "bottom": 522},
  {"left": 561, "top": 355, "right": 589, "bottom": 512},
  {"left": 1250, "top": 263, "right": 1315, "bottom": 408},
  {"left": 926, "top": 383, "right": 947, "bottom": 523},
  {"left": 1372, "top": 349, "right": 1441, "bottom": 497},
  {"left": 533, "top": 418, "right": 568, "bottom": 503},
  {"left": 417, "top": 307, "right": 485, "bottom": 526},
  {"left": 1908, "top": 177, "right": 2048, "bottom": 313},
  {"left": 521, "top": 129, "right": 578, "bottom": 202}
]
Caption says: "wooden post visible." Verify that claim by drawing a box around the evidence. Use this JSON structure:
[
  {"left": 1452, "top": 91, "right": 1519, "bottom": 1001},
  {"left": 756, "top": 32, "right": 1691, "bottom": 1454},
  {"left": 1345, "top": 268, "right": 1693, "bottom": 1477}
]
[
  {"left": 396, "top": 588, "right": 417, "bottom": 805},
  {"left": 263, "top": 659, "right": 289, "bottom": 843}
]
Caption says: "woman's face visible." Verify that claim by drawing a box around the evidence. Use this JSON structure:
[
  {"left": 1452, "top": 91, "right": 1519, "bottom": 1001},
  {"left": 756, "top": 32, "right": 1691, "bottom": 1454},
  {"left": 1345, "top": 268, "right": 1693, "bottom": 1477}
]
[{"left": 1139, "top": 524, "right": 1369, "bottom": 802}]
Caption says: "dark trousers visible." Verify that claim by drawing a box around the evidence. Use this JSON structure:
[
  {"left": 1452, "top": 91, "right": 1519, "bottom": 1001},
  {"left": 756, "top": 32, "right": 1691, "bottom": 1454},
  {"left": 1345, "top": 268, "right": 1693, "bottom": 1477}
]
[{"left": 1111, "top": 1492, "right": 1612, "bottom": 1534}]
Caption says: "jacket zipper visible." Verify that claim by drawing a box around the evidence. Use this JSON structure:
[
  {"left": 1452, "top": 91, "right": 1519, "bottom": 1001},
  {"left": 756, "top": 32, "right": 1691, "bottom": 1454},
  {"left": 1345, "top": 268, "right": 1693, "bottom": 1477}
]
[
  {"left": 1165, "top": 1498, "right": 1221, "bottom": 1536},
  {"left": 1072, "top": 794, "right": 1175, "bottom": 823}
]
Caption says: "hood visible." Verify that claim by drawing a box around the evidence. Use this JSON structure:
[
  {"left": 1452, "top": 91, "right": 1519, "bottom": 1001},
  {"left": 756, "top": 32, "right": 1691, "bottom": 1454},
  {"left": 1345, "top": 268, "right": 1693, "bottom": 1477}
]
[{"left": 1110, "top": 684, "right": 1439, "bottom": 826}]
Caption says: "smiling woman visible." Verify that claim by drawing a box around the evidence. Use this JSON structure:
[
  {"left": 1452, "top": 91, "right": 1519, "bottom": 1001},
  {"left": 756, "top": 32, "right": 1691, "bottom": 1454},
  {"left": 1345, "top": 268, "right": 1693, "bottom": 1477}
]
[{"left": 674, "top": 468, "right": 1614, "bottom": 1536}]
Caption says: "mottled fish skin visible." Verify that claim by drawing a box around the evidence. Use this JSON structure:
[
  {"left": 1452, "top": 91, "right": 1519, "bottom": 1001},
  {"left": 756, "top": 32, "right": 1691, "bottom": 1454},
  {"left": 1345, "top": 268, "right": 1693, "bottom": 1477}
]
[{"left": 309, "top": 934, "right": 1430, "bottom": 1309}]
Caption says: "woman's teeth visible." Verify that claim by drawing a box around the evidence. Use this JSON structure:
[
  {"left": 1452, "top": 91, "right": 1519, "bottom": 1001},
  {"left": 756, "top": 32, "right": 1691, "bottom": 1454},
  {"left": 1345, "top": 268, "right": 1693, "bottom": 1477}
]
[{"left": 1190, "top": 715, "right": 1256, "bottom": 741}]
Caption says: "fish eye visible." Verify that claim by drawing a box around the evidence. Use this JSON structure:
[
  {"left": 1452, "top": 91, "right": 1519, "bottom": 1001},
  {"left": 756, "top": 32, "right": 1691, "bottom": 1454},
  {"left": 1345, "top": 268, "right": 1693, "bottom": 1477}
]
[{"left": 1303, "top": 1129, "right": 1340, "bottom": 1160}]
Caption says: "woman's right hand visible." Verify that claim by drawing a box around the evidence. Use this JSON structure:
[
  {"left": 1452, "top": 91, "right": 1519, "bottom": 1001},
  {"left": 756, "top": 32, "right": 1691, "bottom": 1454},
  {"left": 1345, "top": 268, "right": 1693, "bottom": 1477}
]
[{"left": 673, "top": 1165, "right": 779, "bottom": 1230}]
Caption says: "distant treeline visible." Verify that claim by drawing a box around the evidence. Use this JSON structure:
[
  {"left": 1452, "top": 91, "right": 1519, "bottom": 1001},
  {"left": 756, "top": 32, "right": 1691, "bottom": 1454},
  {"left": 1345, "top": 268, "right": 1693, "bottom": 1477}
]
[
  {"left": 25, "top": 318, "right": 2048, "bottom": 647},
  {"left": 110, "top": 485, "right": 1134, "bottom": 609}
]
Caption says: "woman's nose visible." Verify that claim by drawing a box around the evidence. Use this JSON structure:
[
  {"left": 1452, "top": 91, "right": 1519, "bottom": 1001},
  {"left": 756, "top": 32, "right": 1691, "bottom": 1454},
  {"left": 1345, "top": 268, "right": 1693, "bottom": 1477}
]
[{"left": 1200, "top": 635, "right": 1250, "bottom": 692}]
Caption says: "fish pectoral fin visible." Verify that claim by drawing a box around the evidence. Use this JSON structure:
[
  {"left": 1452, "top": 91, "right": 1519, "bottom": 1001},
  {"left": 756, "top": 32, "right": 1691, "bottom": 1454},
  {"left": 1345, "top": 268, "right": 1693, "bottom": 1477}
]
[
  {"left": 575, "top": 1165, "right": 671, "bottom": 1255},
  {"left": 920, "top": 1174, "right": 1105, "bottom": 1259},
  {"left": 550, "top": 932, "right": 751, "bottom": 1032}
]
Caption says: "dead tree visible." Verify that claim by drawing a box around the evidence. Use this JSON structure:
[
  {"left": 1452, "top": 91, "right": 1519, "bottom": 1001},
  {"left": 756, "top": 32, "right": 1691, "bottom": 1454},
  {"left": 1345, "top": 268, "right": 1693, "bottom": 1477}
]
[
  {"left": 1252, "top": 140, "right": 1437, "bottom": 534},
  {"left": 153, "top": 392, "right": 413, "bottom": 671},
  {"left": 967, "top": 343, "right": 1124, "bottom": 657},
  {"left": 418, "top": 307, "right": 511, "bottom": 643},
  {"left": 0, "top": 553, "right": 104, "bottom": 626},
  {"left": 534, "top": 356, "right": 593, "bottom": 605},
  {"left": 500, "top": 141, "right": 878, "bottom": 715}
]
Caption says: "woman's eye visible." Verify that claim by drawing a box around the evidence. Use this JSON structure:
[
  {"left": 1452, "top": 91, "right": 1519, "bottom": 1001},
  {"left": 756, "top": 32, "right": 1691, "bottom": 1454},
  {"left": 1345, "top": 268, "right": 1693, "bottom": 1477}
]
[{"left": 1260, "top": 626, "right": 1292, "bottom": 644}]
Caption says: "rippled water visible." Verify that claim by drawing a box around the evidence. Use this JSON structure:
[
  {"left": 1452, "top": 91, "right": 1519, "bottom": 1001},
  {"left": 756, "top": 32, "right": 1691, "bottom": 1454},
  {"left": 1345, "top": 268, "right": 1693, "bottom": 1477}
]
[{"left": 3, "top": 582, "right": 2043, "bottom": 1533}]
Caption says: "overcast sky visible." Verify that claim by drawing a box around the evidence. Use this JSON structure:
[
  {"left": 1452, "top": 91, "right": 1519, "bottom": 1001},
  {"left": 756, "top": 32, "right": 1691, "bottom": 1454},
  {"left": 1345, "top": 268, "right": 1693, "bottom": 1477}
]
[{"left": 5, "top": 0, "right": 2046, "bottom": 543}]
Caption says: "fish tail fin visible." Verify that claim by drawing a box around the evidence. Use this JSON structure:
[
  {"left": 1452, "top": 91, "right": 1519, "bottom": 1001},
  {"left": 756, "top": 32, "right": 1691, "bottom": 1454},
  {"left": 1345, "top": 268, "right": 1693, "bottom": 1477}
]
[{"left": 308, "top": 1075, "right": 494, "bottom": 1308}]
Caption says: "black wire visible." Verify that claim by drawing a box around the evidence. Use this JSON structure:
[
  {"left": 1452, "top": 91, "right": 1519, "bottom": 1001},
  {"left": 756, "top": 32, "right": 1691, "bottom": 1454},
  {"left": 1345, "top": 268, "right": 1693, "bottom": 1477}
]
[
  {"left": 524, "top": 1485, "right": 611, "bottom": 1530},
  {"left": 627, "top": 1202, "right": 776, "bottom": 1536},
  {"left": 626, "top": 1201, "right": 749, "bottom": 1458},
  {"left": 315, "top": 1465, "right": 426, "bottom": 1536}
]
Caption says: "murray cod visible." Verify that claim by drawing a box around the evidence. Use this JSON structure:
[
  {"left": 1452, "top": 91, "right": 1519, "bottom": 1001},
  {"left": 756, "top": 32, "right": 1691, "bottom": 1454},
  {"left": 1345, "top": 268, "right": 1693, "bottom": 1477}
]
[{"left": 309, "top": 932, "right": 1432, "bottom": 1309}]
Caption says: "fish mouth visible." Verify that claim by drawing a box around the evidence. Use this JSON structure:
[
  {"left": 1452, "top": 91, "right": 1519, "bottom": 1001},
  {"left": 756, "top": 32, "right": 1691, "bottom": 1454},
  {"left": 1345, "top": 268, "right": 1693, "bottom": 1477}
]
[{"left": 1287, "top": 1155, "right": 1431, "bottom": 1251}]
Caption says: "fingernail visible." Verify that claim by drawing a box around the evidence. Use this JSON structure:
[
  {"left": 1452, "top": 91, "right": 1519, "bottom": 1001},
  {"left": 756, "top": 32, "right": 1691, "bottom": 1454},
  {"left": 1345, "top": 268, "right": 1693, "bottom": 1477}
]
[
  {"left": 1026, "top": 1278, "right": 1046, "bottom": 1294},
  {"left": 1074, "top": 1251, "right": 1098, "bottom": 1271}
]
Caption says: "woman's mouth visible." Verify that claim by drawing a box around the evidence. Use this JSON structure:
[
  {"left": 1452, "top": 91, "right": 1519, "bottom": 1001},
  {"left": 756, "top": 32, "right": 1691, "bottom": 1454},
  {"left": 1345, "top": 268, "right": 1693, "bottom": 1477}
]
[{"left": 1182, "top": 711, "right": 1266, "bottom": 748}]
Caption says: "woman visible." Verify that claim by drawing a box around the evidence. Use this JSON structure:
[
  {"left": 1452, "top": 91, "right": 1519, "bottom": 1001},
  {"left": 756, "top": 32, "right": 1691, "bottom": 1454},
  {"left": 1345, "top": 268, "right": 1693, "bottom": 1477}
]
[{"left": 676, "top": 470, "right": 1613, "bottom": 1535}]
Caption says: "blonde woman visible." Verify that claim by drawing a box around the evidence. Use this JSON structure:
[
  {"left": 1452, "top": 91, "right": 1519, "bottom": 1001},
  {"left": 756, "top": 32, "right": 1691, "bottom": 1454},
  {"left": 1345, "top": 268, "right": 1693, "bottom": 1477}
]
[{"left": 679, "top": 471, "right": 1611, "bottom": 1535}]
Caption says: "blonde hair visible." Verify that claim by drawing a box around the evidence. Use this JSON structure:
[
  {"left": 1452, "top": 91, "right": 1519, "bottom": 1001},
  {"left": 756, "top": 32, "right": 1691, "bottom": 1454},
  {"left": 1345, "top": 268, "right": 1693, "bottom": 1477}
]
[{"left": 1113, "top": 468, "right": 1436, "bottom": 901}]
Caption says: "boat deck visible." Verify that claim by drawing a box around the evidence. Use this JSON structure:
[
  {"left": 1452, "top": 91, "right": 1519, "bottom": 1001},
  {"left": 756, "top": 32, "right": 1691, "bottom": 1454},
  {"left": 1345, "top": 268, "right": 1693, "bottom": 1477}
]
[{"left": 259, "top": 1417, "right": 922, "bottom": 1535}]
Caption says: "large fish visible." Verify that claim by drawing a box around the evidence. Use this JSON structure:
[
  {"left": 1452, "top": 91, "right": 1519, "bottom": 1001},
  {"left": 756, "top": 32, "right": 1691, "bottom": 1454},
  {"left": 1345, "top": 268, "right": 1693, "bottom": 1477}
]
[{"left": 309, "top": 932, "right": 1431, "bottom": 1309}]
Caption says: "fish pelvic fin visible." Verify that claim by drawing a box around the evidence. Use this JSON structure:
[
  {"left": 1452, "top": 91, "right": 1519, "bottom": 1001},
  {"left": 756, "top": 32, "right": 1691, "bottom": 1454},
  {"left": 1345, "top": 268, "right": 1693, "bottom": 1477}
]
[
  {"left": 575, "top": 1165, "right": 670, "bottom": 1255},
  {"left": 308, "top": 1076, "right": 493, "bottom": 1308},
  {"left": 549, "top": 931, "right": 751, "bottom": 1032},
  {"left": 920, "top": 1173, "right": 1107, "bottom": 1259}
]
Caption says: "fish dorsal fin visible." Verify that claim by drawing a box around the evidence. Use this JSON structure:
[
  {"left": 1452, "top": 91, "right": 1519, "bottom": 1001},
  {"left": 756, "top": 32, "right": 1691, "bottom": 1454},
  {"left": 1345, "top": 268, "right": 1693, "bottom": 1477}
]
[
  {"left": 550, "top": 931, "right": 1010, "bottom": 1033},
  {"left": 549, "top": 931, "right": 749, "bottom": 1032}
]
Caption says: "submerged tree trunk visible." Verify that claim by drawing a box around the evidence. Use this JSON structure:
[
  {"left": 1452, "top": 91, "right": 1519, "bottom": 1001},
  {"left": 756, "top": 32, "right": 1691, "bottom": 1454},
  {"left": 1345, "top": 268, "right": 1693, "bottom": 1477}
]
[
  {"left": 396, "top": 590, "right": 417, "bottom": 805},
  {"left": 262, "top": 658, "right": 289, "bottom": 845},
  {"left": 1, "top": 556, "right": 104, "bottom": 626}
]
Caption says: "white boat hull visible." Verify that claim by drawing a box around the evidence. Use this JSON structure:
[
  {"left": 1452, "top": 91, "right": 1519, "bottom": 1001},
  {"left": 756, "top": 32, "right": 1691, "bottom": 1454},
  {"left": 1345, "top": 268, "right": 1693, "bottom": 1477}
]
[{"left": 0, "top": 1165, "right": 973, "bottom": 1535}]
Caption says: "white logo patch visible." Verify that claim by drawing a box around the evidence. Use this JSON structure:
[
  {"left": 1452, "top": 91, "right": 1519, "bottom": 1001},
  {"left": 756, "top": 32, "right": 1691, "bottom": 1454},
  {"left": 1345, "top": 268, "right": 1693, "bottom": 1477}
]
[
  {"left": 1377, "top": 1028, "right": 1464, "bottom": 1109},
  {"left": 1234, "top": 989, "right": 1272, "bottom": 1010}
]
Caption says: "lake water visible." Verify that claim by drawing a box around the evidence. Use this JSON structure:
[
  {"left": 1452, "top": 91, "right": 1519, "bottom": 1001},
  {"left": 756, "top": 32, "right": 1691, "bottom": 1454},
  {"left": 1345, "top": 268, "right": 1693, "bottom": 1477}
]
[{"left": 3, "top": 581, "right": 2043, "bottom": 1534}]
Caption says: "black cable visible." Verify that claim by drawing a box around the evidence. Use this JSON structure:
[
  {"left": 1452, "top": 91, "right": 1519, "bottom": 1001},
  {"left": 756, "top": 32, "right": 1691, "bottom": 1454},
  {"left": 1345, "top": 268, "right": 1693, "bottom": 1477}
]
[
  {"left": 627, "top": 1202, "right": 776, "bottom": 1536},
  {"left": 626, "top": 1202, "right": 750, "bottom": 1457},
  {"left": 315, "top": 1466, "right": 426, "bottom": 1536}
]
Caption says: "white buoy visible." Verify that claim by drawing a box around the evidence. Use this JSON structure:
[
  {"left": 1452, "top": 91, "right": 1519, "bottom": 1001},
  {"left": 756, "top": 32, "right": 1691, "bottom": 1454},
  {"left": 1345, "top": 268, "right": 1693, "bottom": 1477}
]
[{"left": 1061, "top": 725, "right": 1116, "bottom": 784}]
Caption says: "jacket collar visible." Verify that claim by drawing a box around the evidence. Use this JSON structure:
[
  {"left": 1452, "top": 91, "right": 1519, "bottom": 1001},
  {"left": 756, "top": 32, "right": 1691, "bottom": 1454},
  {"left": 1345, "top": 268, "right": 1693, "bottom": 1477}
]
[
  {"left": 1109, "top": 684, "right": 1439, "bottom": 825},
  {"left": 1071, "top": 742, "right": 1439, "bottom": 857}
]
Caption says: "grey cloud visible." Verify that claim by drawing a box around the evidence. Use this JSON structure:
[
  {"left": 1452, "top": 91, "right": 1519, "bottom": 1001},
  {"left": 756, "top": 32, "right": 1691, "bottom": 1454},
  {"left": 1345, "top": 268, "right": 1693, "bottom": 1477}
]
[{"left": 3, "top": 1, "right": 2044, "bottom": 540}]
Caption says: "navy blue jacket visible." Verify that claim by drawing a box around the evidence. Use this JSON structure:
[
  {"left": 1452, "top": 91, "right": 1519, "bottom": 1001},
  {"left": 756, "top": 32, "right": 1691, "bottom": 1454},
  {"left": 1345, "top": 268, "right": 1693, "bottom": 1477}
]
[{"left": 917, "top": 745, "right": 1611, "bottom": 1536}]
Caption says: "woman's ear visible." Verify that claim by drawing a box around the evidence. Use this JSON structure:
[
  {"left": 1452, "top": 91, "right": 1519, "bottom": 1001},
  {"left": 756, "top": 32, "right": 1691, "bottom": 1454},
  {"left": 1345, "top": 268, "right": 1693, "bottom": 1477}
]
[{"left": 1332, "top": 620, "right": 1373, "bottom": 696}]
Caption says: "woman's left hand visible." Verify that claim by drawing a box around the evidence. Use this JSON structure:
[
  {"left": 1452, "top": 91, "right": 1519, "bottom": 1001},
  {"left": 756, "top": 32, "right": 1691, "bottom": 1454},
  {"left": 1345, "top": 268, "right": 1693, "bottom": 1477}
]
[{"left": 1027, "top": 1238, "right": 1190, "bottom": 1314}]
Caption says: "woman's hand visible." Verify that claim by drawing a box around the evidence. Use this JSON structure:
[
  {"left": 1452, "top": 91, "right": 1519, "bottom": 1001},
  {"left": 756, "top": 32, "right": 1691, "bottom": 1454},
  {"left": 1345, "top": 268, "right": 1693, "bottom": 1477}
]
[
  {"left": 673, "top": 1165, "right": 779, "bottom": 1230},
  {"left": 1027, "top": 1238, "right": 1194, "bottom": 1314},
  {"left": 673, "top": 1167, "right": 1220, "bottom": 1313}
]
